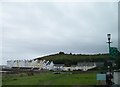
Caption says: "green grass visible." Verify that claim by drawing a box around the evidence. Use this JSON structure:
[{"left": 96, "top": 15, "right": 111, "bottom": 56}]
[{"left": 2, "top": 72, "right": 97, "bottom": 85}]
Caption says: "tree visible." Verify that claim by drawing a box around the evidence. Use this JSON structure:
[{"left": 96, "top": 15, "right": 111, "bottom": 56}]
[
  {"left": 59, "top": 51, "right": 65, "bottom": 54},
  {"left": 115, "top": 52, "right": 120, "bottom": 69}
]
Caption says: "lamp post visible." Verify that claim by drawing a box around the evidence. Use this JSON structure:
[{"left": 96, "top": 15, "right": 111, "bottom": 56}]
[{"left": 106, "top": 34, "right": 113, "bottom": 85}]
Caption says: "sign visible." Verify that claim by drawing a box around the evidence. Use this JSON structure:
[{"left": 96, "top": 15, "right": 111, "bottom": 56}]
[
  {"left": 97, "top": 74, "right": 106, "bottom": 80},
  {"left": 110, "top": 47, "right": 119, "bottom": 58}
]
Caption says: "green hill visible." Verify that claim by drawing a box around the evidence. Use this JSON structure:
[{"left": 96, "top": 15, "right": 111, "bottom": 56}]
[{"left": 36, "top": 52, "right": 110, "bottom": 66}]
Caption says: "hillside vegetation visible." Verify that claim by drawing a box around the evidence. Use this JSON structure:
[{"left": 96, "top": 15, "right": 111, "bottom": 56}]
[{"left": 36, "top": 52, "right": 110, "bottom": 66}]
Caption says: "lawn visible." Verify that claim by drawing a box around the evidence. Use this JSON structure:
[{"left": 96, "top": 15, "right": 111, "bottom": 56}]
[{"left": 2, "top": 71, "right": 97, "bottom": 85}]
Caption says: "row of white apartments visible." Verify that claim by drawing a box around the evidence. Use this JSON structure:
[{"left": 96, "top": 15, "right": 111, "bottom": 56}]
[
  {"left": 7, "top": 59, "right": 54, "bottom": 70},
  {"left": 54, "top": 63, "right": 96, "bottom": 71},
  {"left": 7, "top": 59, "right": 97, "bottom": 71}
]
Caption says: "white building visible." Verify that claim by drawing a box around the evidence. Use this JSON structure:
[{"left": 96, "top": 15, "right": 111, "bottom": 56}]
[
  {"left": 53, "top": 64, "right": 64, "bottom": 71},
  {"left": 7, "top": 60, "right": 97, "bottom": 71},
  {"left": 7, "top": 59, "right": 54, "bottom": 70},
  {"left": 77, "top": 62, "right": 96, "bottom": 71}
]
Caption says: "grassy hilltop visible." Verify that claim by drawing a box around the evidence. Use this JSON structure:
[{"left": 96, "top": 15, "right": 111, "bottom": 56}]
[{"left": 36, "top": 52, "right": 110, "bottom": 66}]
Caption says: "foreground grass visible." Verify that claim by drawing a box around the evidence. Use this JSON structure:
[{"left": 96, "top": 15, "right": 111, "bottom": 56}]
[{"left": 2, "top": 72, "right": 97, "bottom": 85}]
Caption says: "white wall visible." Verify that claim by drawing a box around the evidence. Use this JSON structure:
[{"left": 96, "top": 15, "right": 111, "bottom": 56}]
[{"left": 114, "top": 71, "right": 120, "bottom": 85}]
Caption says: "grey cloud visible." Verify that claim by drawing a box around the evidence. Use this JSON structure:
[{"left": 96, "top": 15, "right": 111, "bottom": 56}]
[{"left": 2, "top": 2, "right": 118, "bottom": 65}]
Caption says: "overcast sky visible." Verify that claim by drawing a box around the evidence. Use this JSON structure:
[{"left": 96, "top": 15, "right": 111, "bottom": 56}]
[{"left": 1, "top": 1, "right": 118, "bottom": 65}]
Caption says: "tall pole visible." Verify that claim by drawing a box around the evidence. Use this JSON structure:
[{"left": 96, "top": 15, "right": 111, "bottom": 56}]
[{"left": 106, "top": 34, "right": 113, "bottom": 86}]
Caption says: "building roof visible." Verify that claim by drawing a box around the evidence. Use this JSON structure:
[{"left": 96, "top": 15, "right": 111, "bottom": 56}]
[
  {"left": 77, "top": 62, "right": 95, "bottom": 66},
  {"left": 54, "top": 64, "right": 64, "bottom": 67}
]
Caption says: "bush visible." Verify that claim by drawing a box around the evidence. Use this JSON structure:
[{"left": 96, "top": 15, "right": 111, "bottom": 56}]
[
  {"left": 19, "top": 73, "right": 26, "bottom": 77},
  {"left": 27, "top": 72, "right": 34, "bottom": 76}
]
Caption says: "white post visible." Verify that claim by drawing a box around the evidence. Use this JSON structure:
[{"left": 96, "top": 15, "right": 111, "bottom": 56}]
[{"left": 114, "top": 70, "right": 120, "bottom": 85}]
